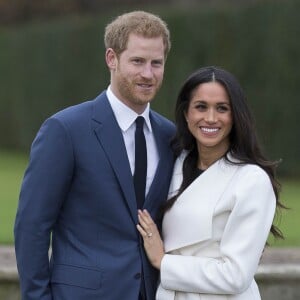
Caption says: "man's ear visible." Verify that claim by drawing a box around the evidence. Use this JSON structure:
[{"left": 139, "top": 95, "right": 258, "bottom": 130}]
[{"left": 105, "top": 48, "right": 117, "bottom": 70}]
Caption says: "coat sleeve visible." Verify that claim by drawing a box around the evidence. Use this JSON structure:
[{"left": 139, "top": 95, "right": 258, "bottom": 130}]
[
  {"left": 14, "top": 117, "right": 74, "bottom": 300},
  {"left": 160, "top": 167, "right": 276, "bottom": 295}
]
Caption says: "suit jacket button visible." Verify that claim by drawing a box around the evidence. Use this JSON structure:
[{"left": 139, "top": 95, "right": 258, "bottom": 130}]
[{"left": 134, "top": 273, "right": 141, "bottom": 279}]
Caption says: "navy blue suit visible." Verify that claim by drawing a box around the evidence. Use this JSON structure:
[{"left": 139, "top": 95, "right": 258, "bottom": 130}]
[{"left": 14, "top": 92, "right": 175, "bottom": 300}]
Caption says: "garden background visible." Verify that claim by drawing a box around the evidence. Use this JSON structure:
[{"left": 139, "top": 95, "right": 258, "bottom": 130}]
[{"left": 0, "top": 0, "right": 299, "bottom": 246}]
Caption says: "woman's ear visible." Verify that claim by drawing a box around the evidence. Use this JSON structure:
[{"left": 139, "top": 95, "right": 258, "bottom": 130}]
[{"left": 184, "top": 111, "right": 188, "bottom": 123}]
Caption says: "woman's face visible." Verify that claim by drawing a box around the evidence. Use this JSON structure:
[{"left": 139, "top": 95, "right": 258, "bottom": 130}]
[{"left": 185, "top": 81, "right": 233, "bottom": 155}]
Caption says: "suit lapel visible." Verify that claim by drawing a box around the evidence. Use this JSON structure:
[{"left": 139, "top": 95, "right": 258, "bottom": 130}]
[
  {"left": 144, "top": 111, "right": 172, "bottom": 209},
  {"left": 163, "top": 156, "right": 239, "bottom": 252},
  {"left": 91, "top": 92, "right": 137, "bottom": 223}
]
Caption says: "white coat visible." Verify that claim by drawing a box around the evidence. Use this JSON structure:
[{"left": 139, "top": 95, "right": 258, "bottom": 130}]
[{"left": 156, "top": 152, "right": 276, "bottom": 300}]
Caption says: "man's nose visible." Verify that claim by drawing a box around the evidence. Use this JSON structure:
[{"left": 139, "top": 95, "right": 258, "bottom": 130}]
[{"left": 140, "top": 64, "right": 153, "bottom": 79}]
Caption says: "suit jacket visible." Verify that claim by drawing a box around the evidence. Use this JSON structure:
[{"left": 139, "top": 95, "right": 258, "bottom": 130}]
[
  {"left": 14, "top": 91, "right": 175, "bottom": 300},
  {"left": 156, "top": 152, "right": 276, "bottom": 300}
]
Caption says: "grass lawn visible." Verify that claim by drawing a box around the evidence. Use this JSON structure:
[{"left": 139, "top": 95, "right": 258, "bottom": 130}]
[
  {"left": 0, "top": 150, "right": 28, "bottom": 244},
  {"left": 1, "top": 150, "right": 299, "bottom": 246},
  {"left": 269, "top": 179, "right": 300, "bottom": 247}
]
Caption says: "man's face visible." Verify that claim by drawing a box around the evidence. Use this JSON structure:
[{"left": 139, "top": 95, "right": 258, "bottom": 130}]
[{"left": 107, "top": 33, "right": 165, "bottom": 114}]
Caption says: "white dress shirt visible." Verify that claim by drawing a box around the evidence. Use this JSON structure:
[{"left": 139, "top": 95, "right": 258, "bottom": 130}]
[{"left": 106, "top": 86, "right": 159, "bottom": 196}]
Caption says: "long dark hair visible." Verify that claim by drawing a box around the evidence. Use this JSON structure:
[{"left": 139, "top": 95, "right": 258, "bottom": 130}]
[{"left": 166, "top": 66, "right": 284, "bottom": 240}]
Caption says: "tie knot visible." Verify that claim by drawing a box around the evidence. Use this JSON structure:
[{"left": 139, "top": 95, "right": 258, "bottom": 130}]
[{"left": 135, "top": 116, "right": 145, "bottom": 129}]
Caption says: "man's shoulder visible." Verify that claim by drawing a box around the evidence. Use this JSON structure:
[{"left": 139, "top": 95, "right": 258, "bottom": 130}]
[
  {"left": 52, "top": 92, "right": 106, "bottom": 122},
  {"left": 150, "top": 110, "right": 175, "bottom": 131}
]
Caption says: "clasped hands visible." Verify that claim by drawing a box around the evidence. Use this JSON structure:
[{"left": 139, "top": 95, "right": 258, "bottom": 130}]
[{"left": 137, "top": 209, "right": 165, "bottom": 270}]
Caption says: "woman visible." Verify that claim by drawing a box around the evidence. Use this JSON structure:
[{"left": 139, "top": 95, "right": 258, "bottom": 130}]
[{"left": 137, "top": 66, "right": 284, "bottom": 299}]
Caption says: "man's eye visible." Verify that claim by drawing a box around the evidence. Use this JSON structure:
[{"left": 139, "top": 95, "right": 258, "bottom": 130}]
[
  {"left": 152, "top": 61, "right": 163, "bottom": 67},
  {"left": 133, "top": 59, "right": 142, "bottom": 64}
]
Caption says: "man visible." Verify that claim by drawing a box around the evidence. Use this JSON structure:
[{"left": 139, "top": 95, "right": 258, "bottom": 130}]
[{"left": 14, "top": 11, "right": 175, "bottom": 300}]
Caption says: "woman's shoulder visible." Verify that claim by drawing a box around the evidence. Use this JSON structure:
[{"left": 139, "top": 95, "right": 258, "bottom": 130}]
[
  {"left": 232, "top": 163, "right": 272, "bottom": 191},
  {"left": 225, "top": 153, "right": 269, "bottom": 179},
  {"left": 237, "top": 163, "right": 268, "bottom": 176}
]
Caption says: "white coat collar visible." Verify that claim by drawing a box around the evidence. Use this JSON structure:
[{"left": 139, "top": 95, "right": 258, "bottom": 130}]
[{"left": 163, "top": 151, "right": 239, "bottom": 252}]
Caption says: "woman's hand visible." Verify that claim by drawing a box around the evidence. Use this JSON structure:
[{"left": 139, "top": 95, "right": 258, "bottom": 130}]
[{"left": 136, "top": 209, "right": 165, "bottom": 270}]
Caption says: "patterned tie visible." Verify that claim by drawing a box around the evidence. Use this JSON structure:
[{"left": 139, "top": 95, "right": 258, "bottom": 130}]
[{"left": 134, "top": 116, "right": 147, "bottom": 209}]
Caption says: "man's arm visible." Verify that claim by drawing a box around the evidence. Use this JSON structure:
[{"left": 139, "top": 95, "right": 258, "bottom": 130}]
[{"left": 14, "top": 117, "right": 74, "bottom": 300}]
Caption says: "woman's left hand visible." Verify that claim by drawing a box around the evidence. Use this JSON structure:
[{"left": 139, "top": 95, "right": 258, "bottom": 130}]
[{"left": 136, "top": 209, "right": 165, "bottom": 270}]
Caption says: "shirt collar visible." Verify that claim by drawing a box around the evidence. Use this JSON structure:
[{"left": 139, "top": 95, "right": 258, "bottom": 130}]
[{"left": 106, "top": 85, "right": 152, "bottom": 132}]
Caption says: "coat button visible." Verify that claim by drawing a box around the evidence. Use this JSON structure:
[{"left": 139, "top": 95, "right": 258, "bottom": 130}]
[{"left": 134, "top": 273, "right": 141, "bottom": 279}]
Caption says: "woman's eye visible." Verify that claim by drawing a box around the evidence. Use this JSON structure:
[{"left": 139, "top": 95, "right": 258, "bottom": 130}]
[
  {"left": 195, "top": 104, "right": 206, "bottom": 110},
  {"left": 217, "top": 105, "right": 229, "bottom": 112}
]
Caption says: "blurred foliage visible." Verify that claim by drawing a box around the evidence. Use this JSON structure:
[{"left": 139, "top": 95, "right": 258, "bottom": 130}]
[
  {"left": 0, "top": 0, "right": 299, "bottom": 176},
  {"left": 0, "top": 0, "right": 174, "bottom": 25}
]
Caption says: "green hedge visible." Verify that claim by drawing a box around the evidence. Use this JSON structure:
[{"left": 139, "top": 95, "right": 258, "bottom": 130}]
[{"left": 1, "top": 0, "right": 299, "bottom": 176}]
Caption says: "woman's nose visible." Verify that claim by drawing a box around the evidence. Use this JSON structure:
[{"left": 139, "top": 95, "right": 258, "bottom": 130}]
[{"left": 205, "top": 109, "right": 217, "bottom": 123}]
